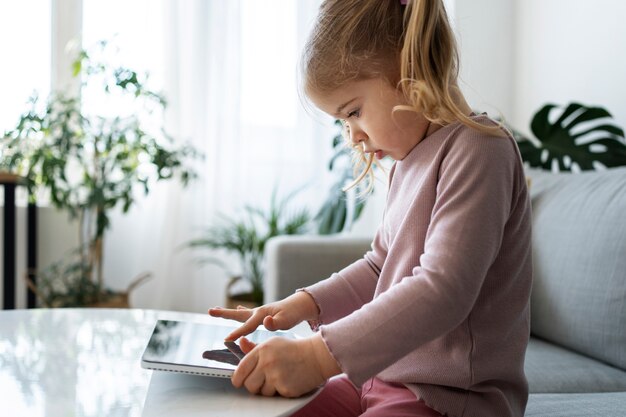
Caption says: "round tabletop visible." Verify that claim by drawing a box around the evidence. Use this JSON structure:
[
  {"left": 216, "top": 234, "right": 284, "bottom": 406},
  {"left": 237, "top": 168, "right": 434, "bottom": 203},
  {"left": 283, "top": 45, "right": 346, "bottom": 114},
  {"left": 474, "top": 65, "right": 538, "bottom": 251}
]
[{"left": 0, "top": 308, "right": 318, "bottom": 417}]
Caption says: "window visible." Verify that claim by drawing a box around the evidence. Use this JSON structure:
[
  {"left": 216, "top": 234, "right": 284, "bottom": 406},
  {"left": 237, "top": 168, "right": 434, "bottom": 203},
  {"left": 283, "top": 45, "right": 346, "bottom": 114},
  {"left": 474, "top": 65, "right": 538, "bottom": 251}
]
[
  {"left": 82, "top": 0, "right": 165, "bottom": 118},
  {"left": 240, "top": 0, "right": 298, "bottom": 128},
  {"left": 0, "top": 1, "right": 51, "bottom": 135}
]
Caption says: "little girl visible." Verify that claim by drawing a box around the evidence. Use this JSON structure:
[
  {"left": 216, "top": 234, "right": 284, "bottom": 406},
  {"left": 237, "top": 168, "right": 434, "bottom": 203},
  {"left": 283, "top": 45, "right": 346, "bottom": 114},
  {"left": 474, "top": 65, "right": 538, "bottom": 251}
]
[{"left": 209, "top": 0, "right": 532, "bottom": 416}]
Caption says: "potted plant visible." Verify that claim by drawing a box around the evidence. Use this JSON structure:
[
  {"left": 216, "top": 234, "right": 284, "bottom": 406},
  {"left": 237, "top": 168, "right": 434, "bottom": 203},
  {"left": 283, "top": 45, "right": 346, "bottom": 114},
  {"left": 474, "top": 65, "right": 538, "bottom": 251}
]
[
  {"left": 187, "top": 189, "right": 310, "bottom": 307},
  {"left": 0, "top": 41, "right": 200, "bottom": 307}
]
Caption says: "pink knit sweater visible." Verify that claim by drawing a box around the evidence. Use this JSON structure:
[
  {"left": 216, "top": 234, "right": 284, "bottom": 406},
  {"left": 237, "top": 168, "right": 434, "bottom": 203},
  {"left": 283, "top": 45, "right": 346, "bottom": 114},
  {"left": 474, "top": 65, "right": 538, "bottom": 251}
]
[{"left": 305, "top": 116, "right": 532, "bottom": 417}]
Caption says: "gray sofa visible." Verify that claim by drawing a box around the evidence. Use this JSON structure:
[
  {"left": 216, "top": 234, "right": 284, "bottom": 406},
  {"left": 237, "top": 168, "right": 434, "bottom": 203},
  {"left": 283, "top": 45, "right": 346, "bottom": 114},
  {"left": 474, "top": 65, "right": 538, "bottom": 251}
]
[{"left": 265, "top": 167, "right": 626, "bottom": 416}]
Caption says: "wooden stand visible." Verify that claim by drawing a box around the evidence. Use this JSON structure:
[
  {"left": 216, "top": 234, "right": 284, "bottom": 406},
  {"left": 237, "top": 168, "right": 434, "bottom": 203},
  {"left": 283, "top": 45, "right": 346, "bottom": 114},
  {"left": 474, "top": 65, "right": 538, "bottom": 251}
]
[{"left": 0, "top": 172, "right": 37, "bottom": 309}]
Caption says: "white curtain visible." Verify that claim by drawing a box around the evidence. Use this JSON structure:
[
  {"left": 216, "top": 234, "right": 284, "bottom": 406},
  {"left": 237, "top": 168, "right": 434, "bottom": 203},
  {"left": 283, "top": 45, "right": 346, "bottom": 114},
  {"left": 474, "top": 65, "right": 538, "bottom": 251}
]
[{"left": 102, "top": 0, "right": 336, "bottom": 313}]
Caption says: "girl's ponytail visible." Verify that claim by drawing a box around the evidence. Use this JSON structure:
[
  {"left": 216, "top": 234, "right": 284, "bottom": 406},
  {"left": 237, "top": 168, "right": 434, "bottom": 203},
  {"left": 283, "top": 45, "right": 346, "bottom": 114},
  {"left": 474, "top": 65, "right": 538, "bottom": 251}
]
[{"left": 399, "top": 0, "right": 503, "bottom": 135}]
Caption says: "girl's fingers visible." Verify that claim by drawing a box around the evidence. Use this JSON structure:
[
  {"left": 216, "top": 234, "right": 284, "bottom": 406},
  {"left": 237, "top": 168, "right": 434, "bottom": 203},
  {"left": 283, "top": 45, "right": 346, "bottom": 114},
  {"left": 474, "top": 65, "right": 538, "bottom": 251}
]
[
  {"left": 211, "top": 304, "right": 290, "bottom": 341},
  {"left": 234, "top": 339, "right": 268, "bottom": 395},
  {"left": 263, "top": 314, "right": 284, "bottom": 331},
  {"left": 244, "top": 372, "right": 265, "bottom": 395},
  {"left": 226, "top": 316, "right": 262, "bottom": 341},
  {"left": 231, "top": 344, "right": 259, "bottom": 388},
  {"left": 261, "top": 381, "right": 277, "bottom": 397},
  {"left": 208, "top": 307, "right": 254, "bottom": 323},
  {"left": 225, "top": 308, "right": 270, "bottom": 341},
  {"left": 239, "top": 337, "right": 257, "bottom": 354}
]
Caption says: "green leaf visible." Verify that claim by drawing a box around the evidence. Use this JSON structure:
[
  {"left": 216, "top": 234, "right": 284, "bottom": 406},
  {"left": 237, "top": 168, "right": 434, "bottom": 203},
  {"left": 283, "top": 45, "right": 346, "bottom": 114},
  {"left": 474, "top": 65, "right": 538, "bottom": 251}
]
[
  {"left": 72, "top": 59, "right": 82, "bottom": 77},
  {"left": 515, "top": 102, "right": 626, "bottom": 171},
  {"left": 329, "top": 198, "right": 347, "bottom": 234}
]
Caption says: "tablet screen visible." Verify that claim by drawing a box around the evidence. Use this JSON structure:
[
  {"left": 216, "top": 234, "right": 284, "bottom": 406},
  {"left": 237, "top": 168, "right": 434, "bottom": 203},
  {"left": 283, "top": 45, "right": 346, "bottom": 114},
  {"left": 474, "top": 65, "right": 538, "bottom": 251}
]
[{"left": 141, "top": 319, "right": 295, "bottom": 376}]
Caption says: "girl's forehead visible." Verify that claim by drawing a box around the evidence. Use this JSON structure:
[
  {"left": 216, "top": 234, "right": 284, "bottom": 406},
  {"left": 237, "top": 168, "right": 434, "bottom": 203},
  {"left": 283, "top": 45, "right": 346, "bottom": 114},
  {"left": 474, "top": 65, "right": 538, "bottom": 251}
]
[
  {"left": 307, "top": 83, "right": 361, "bottom": 117},
  {"left": 308, "top": 78, "right": 400, "bottom": 116}
]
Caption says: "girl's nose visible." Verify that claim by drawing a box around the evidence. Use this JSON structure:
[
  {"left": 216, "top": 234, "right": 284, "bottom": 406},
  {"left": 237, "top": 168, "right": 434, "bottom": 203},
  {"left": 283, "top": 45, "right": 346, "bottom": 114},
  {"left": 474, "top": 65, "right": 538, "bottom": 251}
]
[{"left": 349, "top": 127, "right": 366, "bottom": 146}]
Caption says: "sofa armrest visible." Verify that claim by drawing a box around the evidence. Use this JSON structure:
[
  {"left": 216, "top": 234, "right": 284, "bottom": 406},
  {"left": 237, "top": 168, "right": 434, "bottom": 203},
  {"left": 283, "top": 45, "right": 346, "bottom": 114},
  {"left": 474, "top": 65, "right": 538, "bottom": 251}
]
[{"left": 264, "top": 235, "right": 372, "bottom": 303}]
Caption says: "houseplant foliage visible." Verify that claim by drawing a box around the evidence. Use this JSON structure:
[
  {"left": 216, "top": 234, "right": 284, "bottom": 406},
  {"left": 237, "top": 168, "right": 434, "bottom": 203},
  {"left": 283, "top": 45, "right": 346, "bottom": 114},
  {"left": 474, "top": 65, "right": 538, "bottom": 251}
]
[
  {"left": 316, "top": 120, "right": 369, "bottom": 234},
  {"left": 513, "top": 102, "right": 626, "bottom": 171},
  {"left": 0, "top": 41, "right": 200, "bottom": 307},
  {"left": 187, "top": 189, "right": 310, "bottom": 306}
]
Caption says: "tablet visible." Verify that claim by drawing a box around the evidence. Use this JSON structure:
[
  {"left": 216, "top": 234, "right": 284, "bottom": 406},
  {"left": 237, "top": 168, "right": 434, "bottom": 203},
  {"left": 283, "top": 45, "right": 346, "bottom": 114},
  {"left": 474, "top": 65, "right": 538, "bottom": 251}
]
[{"left": 140, "top": 319, "right": 296, "bottom": 378}]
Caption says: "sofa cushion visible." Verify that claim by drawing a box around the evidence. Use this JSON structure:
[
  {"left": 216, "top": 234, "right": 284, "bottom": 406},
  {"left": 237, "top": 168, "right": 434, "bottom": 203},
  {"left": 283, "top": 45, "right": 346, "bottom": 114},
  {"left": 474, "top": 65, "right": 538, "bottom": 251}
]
[
  {"left": 525, "top": 337, "right": 626, "bottom": 393},
  {"left": 526, "top": 392, "right": 626, "bottom": 417},
  {"left": 526, "top": 167, "right": 626, "bottom": 370}
]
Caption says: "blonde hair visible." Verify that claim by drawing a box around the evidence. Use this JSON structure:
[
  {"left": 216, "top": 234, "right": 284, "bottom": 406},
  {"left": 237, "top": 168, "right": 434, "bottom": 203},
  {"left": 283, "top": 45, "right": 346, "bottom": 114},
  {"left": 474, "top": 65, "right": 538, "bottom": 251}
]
[{"left": 302, "top": 0, "right": 502, "bottom": 193}]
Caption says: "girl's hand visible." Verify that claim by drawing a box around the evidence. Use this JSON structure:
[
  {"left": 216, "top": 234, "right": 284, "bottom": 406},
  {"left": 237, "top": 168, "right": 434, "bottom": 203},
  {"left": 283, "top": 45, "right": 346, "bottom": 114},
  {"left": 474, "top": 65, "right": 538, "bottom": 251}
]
[
  {"left": 208, "top": 291, "right": 319, "bottom": 341},
  {"left": 233, "top": 333, "right": 341, "bottom": 397}
]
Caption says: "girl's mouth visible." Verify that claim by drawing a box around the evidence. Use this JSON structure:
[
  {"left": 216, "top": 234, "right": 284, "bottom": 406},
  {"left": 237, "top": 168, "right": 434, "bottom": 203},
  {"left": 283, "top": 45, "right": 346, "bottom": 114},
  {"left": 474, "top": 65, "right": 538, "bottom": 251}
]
[{"left": 375, "top": 150, "right": 384, "bottom": 160}]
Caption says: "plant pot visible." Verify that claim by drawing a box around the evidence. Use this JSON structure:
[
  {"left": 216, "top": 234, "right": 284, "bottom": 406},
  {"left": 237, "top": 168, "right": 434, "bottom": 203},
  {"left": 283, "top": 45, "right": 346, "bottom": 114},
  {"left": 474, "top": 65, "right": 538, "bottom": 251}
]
[
  {"left": 225, "top": 276, "right": 262, "bottom": 309},
  {"left": 88, "top": 292, "right": 131, "bottom": 308},
  {"left": 225, "top": 293, "right": 260, "bottom": 310},
  {"left": 26, "top": 271, "right": 152, "bottom": 308},
  {"left": 86, "top": 272, "right": 152, "bottom": 308}
]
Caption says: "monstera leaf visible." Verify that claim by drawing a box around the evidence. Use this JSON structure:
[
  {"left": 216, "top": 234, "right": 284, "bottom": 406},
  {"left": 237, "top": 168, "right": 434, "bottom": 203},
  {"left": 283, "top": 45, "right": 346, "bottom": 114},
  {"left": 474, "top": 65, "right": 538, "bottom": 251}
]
[{"left": 515, "top": 102, "right": 626, "bottom": 171}]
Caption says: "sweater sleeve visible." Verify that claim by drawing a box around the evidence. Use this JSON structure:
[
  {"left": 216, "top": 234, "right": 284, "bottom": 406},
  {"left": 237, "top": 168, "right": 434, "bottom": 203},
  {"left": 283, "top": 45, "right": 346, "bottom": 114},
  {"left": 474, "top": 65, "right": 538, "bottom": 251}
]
[
  {"left": 318, "top": 133, "right": 521, "bottom": 385},
  {"left": 303, "top": 224, "right": 388, "bottom": 325}
]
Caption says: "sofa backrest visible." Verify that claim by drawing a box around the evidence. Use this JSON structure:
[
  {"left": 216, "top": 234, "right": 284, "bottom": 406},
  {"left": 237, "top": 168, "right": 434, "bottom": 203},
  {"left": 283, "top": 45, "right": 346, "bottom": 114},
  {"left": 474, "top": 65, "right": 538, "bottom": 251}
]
[
  {"left": 527, "top": 167, "right": 626, "bottom": 370},
  {"left": 265, "top": 235, "right": 372, "bottom": 303}
]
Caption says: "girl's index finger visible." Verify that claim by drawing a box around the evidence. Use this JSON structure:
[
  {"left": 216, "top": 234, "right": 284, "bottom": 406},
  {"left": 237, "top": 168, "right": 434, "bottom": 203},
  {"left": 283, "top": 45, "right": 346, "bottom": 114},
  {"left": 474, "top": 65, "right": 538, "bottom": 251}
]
[
  {"left": 210, "top": 306, "right": 269, "bottom": 341},
  {"left": 225, "top": 307, "right": 272, "bottom": 340},
  {"left": 225, "top": 318, "right": 262, "bottom": 341}
]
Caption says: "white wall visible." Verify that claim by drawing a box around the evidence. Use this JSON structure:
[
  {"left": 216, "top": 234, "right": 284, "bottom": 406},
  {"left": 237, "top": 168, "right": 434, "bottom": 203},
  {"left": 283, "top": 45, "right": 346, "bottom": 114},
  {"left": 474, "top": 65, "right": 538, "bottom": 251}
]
[
  {"left": 512, "top": 0, "right": 626, "bottom": 137},
  {"left": 452, "top": 0, "right": 626, "bottom": 137},
  {"left": 453, "top": 0, "right": 515, "bottom": 120}
]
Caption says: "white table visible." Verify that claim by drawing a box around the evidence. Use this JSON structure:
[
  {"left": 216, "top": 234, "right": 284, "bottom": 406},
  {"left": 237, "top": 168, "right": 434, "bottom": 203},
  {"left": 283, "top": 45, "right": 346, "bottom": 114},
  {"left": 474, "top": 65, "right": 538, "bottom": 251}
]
[{"left": 0, "top": 308, "right": 318, "bottom": 417}]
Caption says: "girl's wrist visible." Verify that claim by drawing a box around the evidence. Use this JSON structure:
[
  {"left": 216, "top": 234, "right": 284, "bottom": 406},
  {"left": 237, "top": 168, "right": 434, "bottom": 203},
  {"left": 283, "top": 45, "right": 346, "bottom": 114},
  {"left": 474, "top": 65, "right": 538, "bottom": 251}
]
[
  {"left": 292, "top": 290, "right": 320, "bottom": 322},
  {"left": 309, "top": 333, "right": 341, "bottom": 380}
]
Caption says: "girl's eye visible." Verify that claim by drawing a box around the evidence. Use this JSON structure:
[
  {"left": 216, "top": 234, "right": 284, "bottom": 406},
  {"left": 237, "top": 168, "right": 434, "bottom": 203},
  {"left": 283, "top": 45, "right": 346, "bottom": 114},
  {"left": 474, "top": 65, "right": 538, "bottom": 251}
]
[{"left": 347, "top": 108, "right": 360, "bottom": 118}]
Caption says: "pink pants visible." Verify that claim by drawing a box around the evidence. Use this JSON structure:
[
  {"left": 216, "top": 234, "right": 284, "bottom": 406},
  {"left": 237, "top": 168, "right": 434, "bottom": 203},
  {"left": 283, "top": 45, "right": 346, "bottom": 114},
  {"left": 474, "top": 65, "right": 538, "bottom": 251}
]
[{"left": 290, "top": 376, "right": 444, "bottom": 417}]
